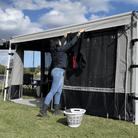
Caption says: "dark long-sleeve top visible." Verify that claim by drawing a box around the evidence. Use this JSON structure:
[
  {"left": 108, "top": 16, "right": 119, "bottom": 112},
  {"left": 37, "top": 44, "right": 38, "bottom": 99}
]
[{"left": 54, "top": 34, "right": 79, "bottom": 69}]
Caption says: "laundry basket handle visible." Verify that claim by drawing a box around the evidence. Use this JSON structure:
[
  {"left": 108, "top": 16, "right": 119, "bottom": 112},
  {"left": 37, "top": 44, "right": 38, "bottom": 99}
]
[{"left": 74, "top": 110, "right": 80, "bottom": 111}]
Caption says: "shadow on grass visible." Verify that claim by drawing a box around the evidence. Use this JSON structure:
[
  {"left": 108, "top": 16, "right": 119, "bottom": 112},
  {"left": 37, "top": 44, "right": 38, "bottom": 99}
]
[
  {"left": 48, "top": 109, "right": 54, "bottom": 114},
  {"left": 57, "top": 118, "right": 68, "bottom": 126},
  {"left": 37, "top": 114, "right": 42, "bottom": 118}
]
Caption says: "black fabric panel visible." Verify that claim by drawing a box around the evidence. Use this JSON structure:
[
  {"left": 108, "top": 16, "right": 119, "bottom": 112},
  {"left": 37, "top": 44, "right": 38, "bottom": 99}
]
[
  {"left": 23, "top": 74, "right": 33, "bottom": 85},
  {"left": 61, "top": 90, "right": 134, "bottom": 121},
  {"left": 127, "top": 93, "right": 135, "bottom": 121},
  {"left": 65, "top": 30, "right": 117, "bottom": 88},
  {"left": 41, "top": 83, "right": 50, "bottom": 97},
  {"left": 8, "top": 85, "right": 23, "bottom": 100}
]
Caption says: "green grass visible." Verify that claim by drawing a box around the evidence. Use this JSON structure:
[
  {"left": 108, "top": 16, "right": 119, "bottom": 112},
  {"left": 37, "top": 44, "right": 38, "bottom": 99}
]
[
  {"left": 0, "top": 82, "right": 3, "bottom": 88},
  {"left": 0, "top": 83, "right": 138, "bottom": 138}
]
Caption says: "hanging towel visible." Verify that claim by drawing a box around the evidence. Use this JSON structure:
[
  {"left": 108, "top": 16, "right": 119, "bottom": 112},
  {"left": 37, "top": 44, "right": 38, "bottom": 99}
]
[{"left": 67, "top": 32, "right": 86, "bottom": 69}]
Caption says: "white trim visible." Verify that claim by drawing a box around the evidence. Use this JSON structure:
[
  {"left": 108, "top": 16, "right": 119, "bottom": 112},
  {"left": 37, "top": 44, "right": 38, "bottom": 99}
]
[
  {"left": 62, "top": 85, "right": 134, "bottom": 93},
  {"left": 135, "top": 13, "right": 138, "bottom": 125},
  {"left": 4, "top": 40, "right": 11, "bottom": 101},
  {"left": 62, "top": 85, "right": 115, "bottom": 93},
  {"left": 10, "top": 12, "right": 133, "bottom": 43}
]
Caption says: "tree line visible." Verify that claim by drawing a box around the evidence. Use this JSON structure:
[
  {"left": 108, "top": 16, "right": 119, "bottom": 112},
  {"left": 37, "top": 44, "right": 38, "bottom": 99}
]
[
  {"left": 0, "top": 64, "right": 5, "bottom": 74},
  {"left": 24, "top": 67, "right": 40, "bottom": 76},
  {"left": 0, "top": 63, "right": 41, "bottom": 77}
]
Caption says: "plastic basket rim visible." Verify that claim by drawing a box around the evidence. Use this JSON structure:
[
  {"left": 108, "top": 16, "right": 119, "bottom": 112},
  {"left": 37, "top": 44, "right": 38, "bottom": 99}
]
[{"left": 63, "top": 108, "right": 86, "bottom": 115}]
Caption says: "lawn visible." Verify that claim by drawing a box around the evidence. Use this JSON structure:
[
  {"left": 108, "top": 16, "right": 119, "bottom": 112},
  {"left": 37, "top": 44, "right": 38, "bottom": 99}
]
[{"left": 0, "top": 82, "right": 138, "bottom": 138}]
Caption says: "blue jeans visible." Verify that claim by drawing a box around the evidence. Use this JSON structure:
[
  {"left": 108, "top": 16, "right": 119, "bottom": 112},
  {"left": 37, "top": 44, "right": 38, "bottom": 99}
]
[{"left": 44, "top": 68, "right": 64, "bottom": 105}]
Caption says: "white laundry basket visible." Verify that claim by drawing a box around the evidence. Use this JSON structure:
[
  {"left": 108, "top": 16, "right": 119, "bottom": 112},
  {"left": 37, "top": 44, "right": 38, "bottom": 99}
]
[{"left": 63, "top": 108, "right": 86, "bottom": 127}]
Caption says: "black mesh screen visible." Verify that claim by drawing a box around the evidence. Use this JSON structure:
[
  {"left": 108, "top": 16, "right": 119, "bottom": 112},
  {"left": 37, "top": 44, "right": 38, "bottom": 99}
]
[{"left": 64, "top": 30, "right": 117, "bottom": 88}]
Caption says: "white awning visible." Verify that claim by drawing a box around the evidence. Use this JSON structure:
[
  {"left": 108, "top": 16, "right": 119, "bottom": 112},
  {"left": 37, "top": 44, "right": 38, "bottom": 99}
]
[{"left": 10, "top": 11, "right": 134, "bottom": 43}]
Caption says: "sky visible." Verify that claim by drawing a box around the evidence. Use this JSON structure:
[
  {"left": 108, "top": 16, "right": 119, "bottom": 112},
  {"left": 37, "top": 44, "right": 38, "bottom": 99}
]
[{"left": 0, "top": 0, "right": 138, "bottom": 67}]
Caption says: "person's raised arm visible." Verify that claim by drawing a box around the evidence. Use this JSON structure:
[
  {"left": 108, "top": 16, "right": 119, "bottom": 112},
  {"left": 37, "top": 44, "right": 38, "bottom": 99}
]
[
  {"left": 60, "top": 31, "right": 72, "bottom": 46},
  {"left": 58, "top": 29, "right": 85, "bottom": 52}
]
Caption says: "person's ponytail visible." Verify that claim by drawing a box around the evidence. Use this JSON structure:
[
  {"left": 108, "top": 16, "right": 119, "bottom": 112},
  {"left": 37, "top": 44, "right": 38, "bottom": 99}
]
[{"left": 50, "top": 38, "right": 60, "bottom": 67}]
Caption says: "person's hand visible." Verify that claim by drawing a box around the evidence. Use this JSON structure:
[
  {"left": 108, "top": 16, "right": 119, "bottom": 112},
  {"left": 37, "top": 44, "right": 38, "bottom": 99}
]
[
  {"left": 77, "top": 29, "right": 85, "bottom": 37},
  {"left": 79, "top": 29, "right": 85, "bottom": 33},
  {"left": 64, "top": 31, "right": 72, "bottom": 37},
  {"left": 67, "top": 31, "right": 72, "bottom": 34}
]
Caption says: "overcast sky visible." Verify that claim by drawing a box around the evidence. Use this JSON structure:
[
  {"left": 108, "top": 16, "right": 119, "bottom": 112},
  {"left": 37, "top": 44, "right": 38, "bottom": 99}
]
[{"left": 0, "top": 0, "right": 138, "bottom": 67}]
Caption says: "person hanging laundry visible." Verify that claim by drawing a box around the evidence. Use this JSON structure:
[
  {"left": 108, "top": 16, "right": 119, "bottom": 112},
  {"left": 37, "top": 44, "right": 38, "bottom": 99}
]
[{"left": 39, "top": 29, "right": 85, "bottom": 118}]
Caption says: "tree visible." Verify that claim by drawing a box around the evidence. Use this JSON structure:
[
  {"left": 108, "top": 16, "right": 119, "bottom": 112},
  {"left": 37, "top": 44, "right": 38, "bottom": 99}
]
[
  {"left": 24, "top": 68, "right": 32, "bottom": 74},
  {"left": 34, "top": 67, "right": 40, "bottom": 76},
  {"left": 0, "top": 64, "right": 5, "bottom": 74}
]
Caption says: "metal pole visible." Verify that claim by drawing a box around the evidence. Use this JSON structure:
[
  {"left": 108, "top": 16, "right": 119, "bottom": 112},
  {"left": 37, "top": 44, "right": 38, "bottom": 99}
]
[
  {"left": 33, "top": 51, "right": 35, "bottom": 71},
  {"left": 40, "top": 41, "right": 45, "bottom": 98},
  {"left": 135, "top": 13, "right": 138, "bottom": 125},
  {"left": 4, "top": 40, "right": 11, "bottom": 101}
]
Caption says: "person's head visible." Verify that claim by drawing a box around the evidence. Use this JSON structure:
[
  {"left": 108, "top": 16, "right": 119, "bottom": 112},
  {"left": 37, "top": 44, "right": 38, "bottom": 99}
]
[{"left": 50, "top": 38, "right": 61, "bottom": 51}]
